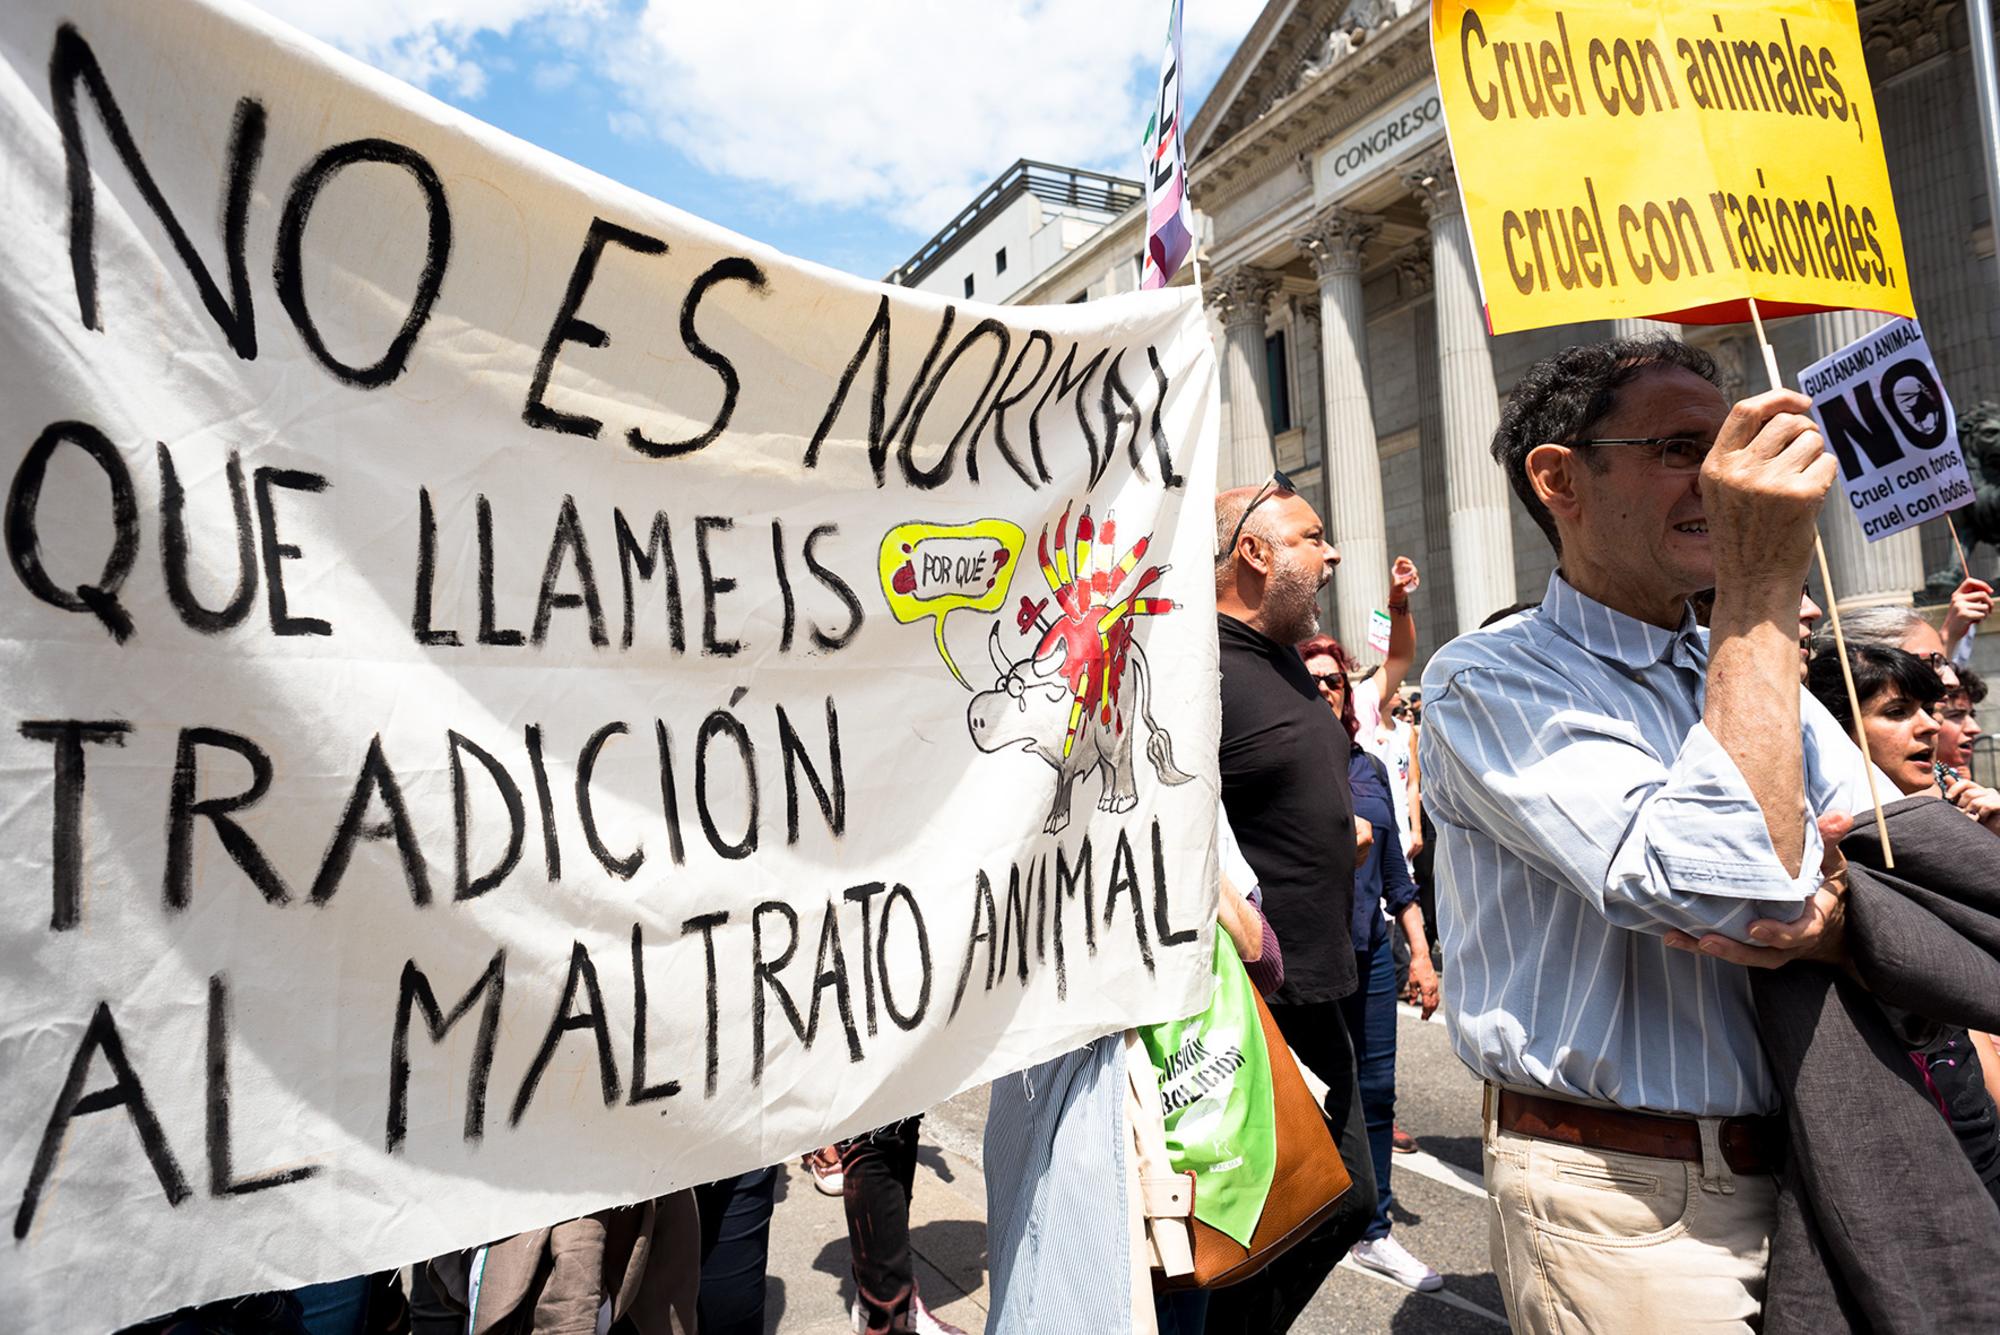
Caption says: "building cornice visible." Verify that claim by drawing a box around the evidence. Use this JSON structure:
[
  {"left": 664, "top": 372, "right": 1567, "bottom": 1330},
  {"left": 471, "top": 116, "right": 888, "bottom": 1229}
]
[
  {"left": 1859, "top": 0, "right": 1973, "bottom": 80},
  {"left": 1188, "top": 0, "right": 1333, "bottom": 161},
  {"left": 1191, "top": 9, "right": 1433, "bottom": 211}
]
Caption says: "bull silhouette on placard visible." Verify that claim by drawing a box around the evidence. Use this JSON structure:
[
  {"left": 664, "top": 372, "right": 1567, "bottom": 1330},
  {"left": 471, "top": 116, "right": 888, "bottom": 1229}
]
[
  {"left": 1893, "top": 377, "right": 1944, "bottom": 439},
  {"left": 966, "top": 504, "right": 1192, "bottom": 833}
]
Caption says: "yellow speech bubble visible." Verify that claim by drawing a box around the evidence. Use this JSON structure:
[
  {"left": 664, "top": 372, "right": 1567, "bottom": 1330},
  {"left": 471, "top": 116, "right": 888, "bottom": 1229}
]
[{"left": 878, "top": 519, "right": 1026, "bottom": 686}]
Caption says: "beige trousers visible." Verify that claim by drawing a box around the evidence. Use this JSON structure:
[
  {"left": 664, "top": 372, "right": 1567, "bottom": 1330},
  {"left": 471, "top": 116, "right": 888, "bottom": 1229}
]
[{"left": 1482, "top": 1088, "right": 1777, "bottom": 1334}]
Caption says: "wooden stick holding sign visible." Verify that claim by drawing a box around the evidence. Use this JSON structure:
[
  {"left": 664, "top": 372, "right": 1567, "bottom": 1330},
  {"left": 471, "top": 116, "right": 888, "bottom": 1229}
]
[{"left": 1746, "top": 298, "right": 1895, "bottom": 867}]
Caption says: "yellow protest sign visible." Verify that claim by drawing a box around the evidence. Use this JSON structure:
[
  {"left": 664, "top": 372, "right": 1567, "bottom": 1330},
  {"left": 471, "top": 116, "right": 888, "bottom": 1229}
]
[{"left": 1432, "top": 0, "right": 1915, "bottom": 334}]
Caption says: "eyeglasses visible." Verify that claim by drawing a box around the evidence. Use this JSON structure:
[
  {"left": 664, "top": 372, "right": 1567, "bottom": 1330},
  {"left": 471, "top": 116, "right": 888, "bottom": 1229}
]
[
  {"left": 1222, "top": 467, "right": 1297, "bottom": 558},
  {"left": 1312, "top": 671, "right": 1346, "bottom": 692},
  {"left": 1571, "top": 435, "right": 1711, "bottom": 472}
]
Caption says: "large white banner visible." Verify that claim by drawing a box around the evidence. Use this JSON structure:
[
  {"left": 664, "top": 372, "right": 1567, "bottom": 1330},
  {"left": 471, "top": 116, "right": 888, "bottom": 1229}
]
[{"left": 0, "top": 2, "right": 1222, "bottom": 1328}]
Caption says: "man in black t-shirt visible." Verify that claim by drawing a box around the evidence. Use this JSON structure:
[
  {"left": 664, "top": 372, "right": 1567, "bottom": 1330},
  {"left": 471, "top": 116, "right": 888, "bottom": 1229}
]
[{"left": 1203, "top": 479, "right": 1378, "bottom": 1335}]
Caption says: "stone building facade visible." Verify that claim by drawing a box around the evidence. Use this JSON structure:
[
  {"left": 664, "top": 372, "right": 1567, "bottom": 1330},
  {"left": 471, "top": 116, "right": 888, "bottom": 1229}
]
[{"left": 1016, "top": 0, "right": 2000, "bottom": 698}]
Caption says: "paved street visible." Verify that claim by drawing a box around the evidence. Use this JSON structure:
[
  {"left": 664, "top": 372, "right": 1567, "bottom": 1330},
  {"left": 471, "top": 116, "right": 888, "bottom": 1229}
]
[{"left": 764, "top": 1002, "right": 1508, "bottom": 1332}]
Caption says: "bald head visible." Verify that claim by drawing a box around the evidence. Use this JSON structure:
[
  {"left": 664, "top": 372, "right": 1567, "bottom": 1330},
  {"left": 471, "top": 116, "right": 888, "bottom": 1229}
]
[
  {"left": 1214, "top": 484, "right": 1336, "bottom": 643},
  {"left": 1215, "top": 484, "right": 1290, "bottom": 578}
]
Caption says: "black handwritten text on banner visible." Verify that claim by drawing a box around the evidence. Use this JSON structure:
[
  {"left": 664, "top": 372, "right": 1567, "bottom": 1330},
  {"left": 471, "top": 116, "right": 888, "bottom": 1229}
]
[{"left": 0, "top": 1, "right": 1222, "bottom": 1328}]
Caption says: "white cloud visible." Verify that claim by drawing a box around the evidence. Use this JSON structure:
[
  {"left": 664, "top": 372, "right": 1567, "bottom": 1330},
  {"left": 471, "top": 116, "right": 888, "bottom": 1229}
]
[
  {"left": 606, "top": 108, "right": 649, "bottom": 141},
  {"left": 252, "top": 0, "right": 602, "bottom": 100},
  {"left": 248, "top": 0, "right": 1264, "bottom": 231},
  {"left": 609, "top": 1, "right": 1264, "bottom": 228},
  {"left": 530, "top": 60, "right": 580, "bottom": 92}
]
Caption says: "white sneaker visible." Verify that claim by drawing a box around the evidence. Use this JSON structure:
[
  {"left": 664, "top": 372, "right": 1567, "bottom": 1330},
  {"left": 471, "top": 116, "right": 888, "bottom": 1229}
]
[
  {"left": 802, "top": 1145, "right": 844, "bottom": 1196},
  {"left": 1350, "top": 1235, "right": 1443, "bottom": 1292},
  {"left": 848, "top": 1295, "right": 969, "bottom": 1335},
  {"left": 913, "top": 1296, "right": 969, "bottom": 1335}
]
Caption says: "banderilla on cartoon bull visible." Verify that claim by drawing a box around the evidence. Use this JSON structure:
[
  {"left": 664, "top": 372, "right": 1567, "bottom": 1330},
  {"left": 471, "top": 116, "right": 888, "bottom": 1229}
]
[{"left": 966, "top": 503, "right": 1192, "bottom": 834}]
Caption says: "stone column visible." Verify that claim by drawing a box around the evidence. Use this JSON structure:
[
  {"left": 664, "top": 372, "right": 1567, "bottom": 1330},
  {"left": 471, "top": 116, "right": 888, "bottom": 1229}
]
[
  {"left": 1206, "top": 270, "right": 1279, "bottom": 490},
  {"left": 1290, "top": 294, "right": 1325, "bottom": 472},
  {"left": 1296, "top": 206, "right": 1388, "bottom": 654},
  {"left": 1809, "top": 310, "right": 1926, "bottom": 609},
  {"left": 1405, "top": 154, "right": 1516, "bottom": 630},
  {"left": 1611, "top": 317, "right": 1682, "bottom": 339},
  {"left": 1401, "top": 245, "right": 1460, "bottom": 649},
  {"left": 1708, "top": 335, "right": 1750, "bottom": 402},
  {"left": 1291, "top": 296, "right": 1341, "bottom": 633}
]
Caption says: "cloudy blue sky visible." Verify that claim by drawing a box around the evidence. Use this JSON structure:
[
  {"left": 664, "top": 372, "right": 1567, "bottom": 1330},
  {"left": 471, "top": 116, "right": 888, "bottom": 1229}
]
[{"left": 249, "top": 0, "right": 1265, "bottom": 281}]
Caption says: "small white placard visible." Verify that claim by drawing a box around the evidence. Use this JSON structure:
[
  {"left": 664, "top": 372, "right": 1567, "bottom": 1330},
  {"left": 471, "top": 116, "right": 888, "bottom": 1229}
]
[
  {"left": 1799, "top": 317, "right": 1970, "bottom": 542},
  {"left": 1367, "top": 607, "right": 1393, "bottom": 653}
]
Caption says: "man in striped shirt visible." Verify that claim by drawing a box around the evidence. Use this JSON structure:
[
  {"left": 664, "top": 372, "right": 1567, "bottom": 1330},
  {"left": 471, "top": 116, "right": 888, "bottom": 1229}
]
[{"left": 1419, "top": 337, "right": 1874, "bottom": 1333}]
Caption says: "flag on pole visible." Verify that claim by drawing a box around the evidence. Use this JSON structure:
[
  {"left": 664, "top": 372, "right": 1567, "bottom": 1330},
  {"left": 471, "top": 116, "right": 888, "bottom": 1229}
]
[{"left": 1141, "top": 0, "right": 1194, "bottom": 289}]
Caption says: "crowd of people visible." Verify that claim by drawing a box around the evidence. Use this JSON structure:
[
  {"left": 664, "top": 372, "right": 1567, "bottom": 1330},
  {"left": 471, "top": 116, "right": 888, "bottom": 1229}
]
[
  {"left": 122, "top": 333, "right": 2000, "bottom": 1334},
  {"left": 981, "top": 331, "right": 2000, "bottom": 1334}
]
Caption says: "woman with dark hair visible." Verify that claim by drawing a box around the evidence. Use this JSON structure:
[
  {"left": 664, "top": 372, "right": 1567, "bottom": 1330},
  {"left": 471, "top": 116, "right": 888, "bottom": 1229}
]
[
  {"left": 1296, "top": 634, "right": 1441, "bottom": 1293},
  {"left": 1804, "top": 641, "right": 2000, "bottom": 1210},
  {"left": 1806, "top": 643, "right": 2000, "bottom": 829},
  {"left": 1937, "top": 667, "right": 1987, "bottom": 780},
  {"left": 1807, "top": 642, "right": 1950, "bottom": 796}
]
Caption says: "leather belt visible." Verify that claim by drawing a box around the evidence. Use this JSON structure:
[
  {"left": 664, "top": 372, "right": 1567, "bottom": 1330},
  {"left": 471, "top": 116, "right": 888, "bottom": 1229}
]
[{"left": 1495, "top": 1088, "right": 1785, "bottom": 1176}]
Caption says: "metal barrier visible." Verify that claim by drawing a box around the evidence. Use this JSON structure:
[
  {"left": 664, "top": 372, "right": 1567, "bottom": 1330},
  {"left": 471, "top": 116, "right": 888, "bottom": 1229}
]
[{"left": 1969, "top": 733, "right": 2000, "bottom": 789}]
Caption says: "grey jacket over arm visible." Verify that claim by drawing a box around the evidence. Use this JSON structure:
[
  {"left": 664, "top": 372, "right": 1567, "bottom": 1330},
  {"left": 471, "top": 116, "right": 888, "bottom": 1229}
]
[{"left": 1754, "top": 796, "right": 2000, "bottom": 1333}]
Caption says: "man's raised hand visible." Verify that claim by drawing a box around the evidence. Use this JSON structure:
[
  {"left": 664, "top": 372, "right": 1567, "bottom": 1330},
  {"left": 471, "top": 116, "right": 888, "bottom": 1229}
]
[
  {"left": 1703, "top": 389, "right": 1837, "bottom": 588},
  {"left": 1945, "top": 577, "right": 1994, "bottom": 647}
]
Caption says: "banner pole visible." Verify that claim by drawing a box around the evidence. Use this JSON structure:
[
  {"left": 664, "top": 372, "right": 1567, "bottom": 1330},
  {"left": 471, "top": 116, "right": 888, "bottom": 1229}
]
[
  {"left": 1948, "top": 511, "right": 1972, "bottom": 580},
  {"left": 1746, "top": 297, "right": 1893, "bottom": 867},
  {"left": 1811, "top": 534, "right": 1896, "bottom": 867}
]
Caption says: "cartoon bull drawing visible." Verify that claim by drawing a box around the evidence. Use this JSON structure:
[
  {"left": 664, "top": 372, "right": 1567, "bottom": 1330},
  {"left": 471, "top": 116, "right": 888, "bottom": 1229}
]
[
  {"left": 965, "top": 503, "right": 1192, "bottom": 833},
  {"left": 970, "top": 625, "right": 1192, "bottom": 833}
]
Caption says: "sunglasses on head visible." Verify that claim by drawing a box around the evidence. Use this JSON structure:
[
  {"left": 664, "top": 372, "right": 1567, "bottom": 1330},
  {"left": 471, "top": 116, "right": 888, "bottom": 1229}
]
[{"left": 1222, "top": 467, "right": 1297, "bottom": 558}]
